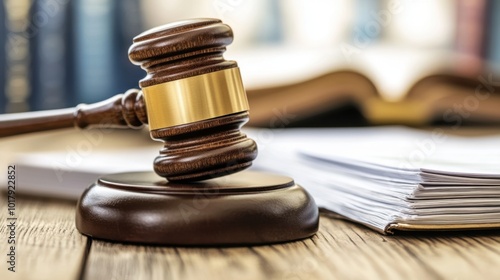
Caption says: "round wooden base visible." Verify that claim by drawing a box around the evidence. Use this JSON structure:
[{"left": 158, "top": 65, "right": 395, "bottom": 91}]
[{"left": 76, "top": 170, "right": 319, "bottom": 246}]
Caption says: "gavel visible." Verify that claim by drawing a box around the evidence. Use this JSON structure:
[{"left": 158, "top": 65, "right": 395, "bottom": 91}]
[
  {"left": 0, "top": 18, "right": 257, "bottom": 182},
  {"left": 0, "top": 18, "right": 318, "bottom": 245}
]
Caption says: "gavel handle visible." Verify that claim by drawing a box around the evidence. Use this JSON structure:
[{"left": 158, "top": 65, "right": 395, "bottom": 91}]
[{"left": 0, "top": 89, "right": 148, "bottom": 138}]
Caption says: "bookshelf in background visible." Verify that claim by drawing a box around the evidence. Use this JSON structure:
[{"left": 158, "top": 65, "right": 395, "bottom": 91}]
[
  {"left": 0, "top": 1, "right": 6, "bottom": 113},
  {"left": 455, "top": 0, "right": 488, "bottom": 59},
  {"left": 487, "top": 0, "right": 500, "bottom": 67},
  {"left": 72, "top": 0, "right": 144, "bottom": 105},
  {"left": 72, "top": 0, "right": 117, "bottom": 105},
  {"left": 254, "top": 0, "right": 283, "bottom": 44},
  {"left": 351, "top": 0, "right": 381, "bottom": 45},
  {"left": 29, "top": 0, "right": 73, "bottom": 110},
  {"left": 113, "top": 0, "right": 146, "bottom": 95},
  {"left": 4, "top": 0, "right": 32, "bottom": 113}
]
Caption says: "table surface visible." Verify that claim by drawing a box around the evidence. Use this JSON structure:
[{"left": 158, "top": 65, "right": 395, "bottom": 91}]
[
  {"left": 1, "top": 126, "right": 500, "bottom": 280},
  {"left": 1, "top": 194, "right": 499, "bottom": 280}
]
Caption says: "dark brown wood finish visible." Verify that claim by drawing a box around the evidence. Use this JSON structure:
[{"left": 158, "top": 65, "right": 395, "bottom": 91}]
[
  {"left": 128, "top": 18, "right": 257, "bottom": 181},
  {"left": 0, "top": 89, "right": 146, "bottom": 137},
  {"left": 151, "top": 112, "right": 257, "bottom": 181},
  {"left": 2, "top": 18, "right": 319, "bottom": 247},
  {"left": 76, "top": 170, "right": 319, "bottom": 245},
  {"left": 128, "top": 18, "right": 236, "bottom": 87},
  {"left": 0, "top": 18, "right": 257, "bottom": 182}
]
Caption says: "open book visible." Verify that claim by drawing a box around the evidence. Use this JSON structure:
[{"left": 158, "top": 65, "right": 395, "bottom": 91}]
[
  {"left": 247, "top": 127, "right": 500, "bottom": 234},
  {"left": 233, "top": 45, "right": 500, "bottom": 127}
]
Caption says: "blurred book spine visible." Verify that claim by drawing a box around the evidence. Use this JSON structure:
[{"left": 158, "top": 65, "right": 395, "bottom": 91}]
[
  {"left": 114, "top": 0, "right": 145, "bottom": 93},
  {"left": 4, "top": 0, "right": 32, "bottom": 113},
  {"left": 30, "top": 0, "right": 72, "bottom": 110},
  {"left": 456, "top": 0, "right": 488, "bottom": 58},
  {"left": 0, "top": 1, "right": 6, "bottom": 113},
  {"left": 352, "top": 0, "right": 381, "bottom": 45},
  {"left": 487, "top": 0, "right": 500, "bottom": 66},
  {"left": 255, "top": 0, "right": 283, "bottom": 44},
  {"left": 73, "top": 0, "right": 117, "bottom": 104}
]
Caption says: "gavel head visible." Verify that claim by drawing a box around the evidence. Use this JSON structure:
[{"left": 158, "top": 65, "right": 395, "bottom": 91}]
[{"left": 128, "top": 18, "right": 257, "bottom": 182}]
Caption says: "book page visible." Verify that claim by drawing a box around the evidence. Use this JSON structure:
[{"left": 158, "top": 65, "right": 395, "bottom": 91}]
[
  {"left": 247, "top": 127, "right": 500, "bottom": 231},
  {"left": 233, "top": 44, "right": 462, "bottom": 100},
  {"left": 297, "top": 128, "right": 500, "bottom": 177}
]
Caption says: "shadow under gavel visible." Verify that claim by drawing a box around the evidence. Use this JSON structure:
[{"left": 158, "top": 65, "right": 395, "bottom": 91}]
[{"left": 0, "top": 18, "right": 257, "bottom": 182}]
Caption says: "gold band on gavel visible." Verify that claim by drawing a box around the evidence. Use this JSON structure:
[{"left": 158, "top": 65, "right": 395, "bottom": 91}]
[{"left": 142, "top": 67, "right": 249, "bottom": 130}]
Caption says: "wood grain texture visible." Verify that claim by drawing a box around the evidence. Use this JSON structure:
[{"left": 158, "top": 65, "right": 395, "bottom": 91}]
[
  {"left": 84, "top": 212, "right": 500, "bottom": 280},
  {"left": 152, "top": 112, "right": 257, "bottom": 181},
  {"left": 129, "top": 18, "right": 236, "bottom": 87},
  {"left": 128, "top": 18, "right": 257, "bottom": 182},
  {"left": 76, "top": 171, "right": 318, "bottom": 246},
  {"left": 0, "top": 89, "right": 146, "bottom": 138},
  {"left": 0, "top": 18, "right": 258, "bottom": 182},
  {"left": 0, "top": 194, "right": 87, "bottom": 280},
  {"left": 0, "top": 195, "right": 499, "bottom": 280}
]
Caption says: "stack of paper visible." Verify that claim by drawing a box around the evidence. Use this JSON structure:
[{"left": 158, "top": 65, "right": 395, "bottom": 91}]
[{"left": 247, "top": 127, "right": 500, "bottom": 233}]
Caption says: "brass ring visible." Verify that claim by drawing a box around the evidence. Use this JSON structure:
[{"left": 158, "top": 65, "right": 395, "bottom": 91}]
[{"left": 142, "top": 67, "right": 249, "bottom": 130}]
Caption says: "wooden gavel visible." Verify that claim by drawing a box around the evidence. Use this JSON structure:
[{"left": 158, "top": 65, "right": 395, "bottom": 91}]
[{"left": 0, "top": 18, "right": 258, "bottom": 182}]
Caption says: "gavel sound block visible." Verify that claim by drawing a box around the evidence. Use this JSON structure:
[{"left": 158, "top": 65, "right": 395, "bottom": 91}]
[{"left": 0, "top": 18, "right": 318, "bottom": 245}]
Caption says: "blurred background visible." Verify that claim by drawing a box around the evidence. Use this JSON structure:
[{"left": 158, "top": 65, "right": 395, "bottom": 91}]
[{"left": 0, "top": 0, "right": 499, "bottom": 127}]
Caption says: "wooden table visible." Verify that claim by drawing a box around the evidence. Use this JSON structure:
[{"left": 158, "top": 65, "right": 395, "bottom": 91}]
[{"left": 1, "top": 194, "right": 499, "bottom": 280}]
